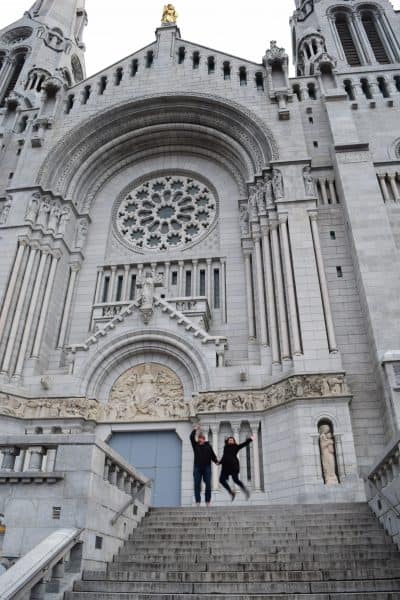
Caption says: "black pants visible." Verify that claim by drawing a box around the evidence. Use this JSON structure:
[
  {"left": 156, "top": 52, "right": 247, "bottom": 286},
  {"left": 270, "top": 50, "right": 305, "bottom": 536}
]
[
  {"left": 219, "top": 470, "right": 247, "bottom": 495},
  {"left": 193, "top": 464, "right": 212, "bottom": 503}
]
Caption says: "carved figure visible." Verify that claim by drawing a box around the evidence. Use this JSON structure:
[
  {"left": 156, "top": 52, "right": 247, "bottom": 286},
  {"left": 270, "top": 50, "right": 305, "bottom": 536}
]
[
  {"left": 37, "top": 197, "right": 51, "bottom": 228},
  {"left": 58, "top": 206, "right": 71, "bottom": 236},
  {"left": 248, "top": 187, "right": 258, "bottom": 220},
  {"left": 303, "top": 166, "right": 315, "bottom": 196},
  {"left": 76, "top": 218, "right": 88, "bottom": 248},
  {"left": 319, "top": 423, "right": 339, "bottom": 485},
  {"left": 239, "top": 204, "right": 249, "bottom": 236},
  {"left": 137, "top": 271, "right": 163, "bottom": 324},
  {"left": 256, "top": 181, "right": 266, "bottom": 213},
  {"left": 162, "top": 4, "right": 178, "bottom": 24},
  {"left": 272, "top": 169, "right": 284, "bottom": 199},
  {"left": 25, "top": 193, "right": 41, "bottom": 223},
  {"left": 0, "top": 197, "right": 11, "bottom": 225},
  {"left": 48, "top": 202, "right": 61, "bottom": 232}
]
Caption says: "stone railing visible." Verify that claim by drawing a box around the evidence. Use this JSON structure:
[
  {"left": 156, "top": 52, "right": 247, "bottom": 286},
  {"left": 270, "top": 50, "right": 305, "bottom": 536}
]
[
  {"left": 366, "top": 436, "right": 400, "bottom": 547},
  {"left": 0, "top": 528, "right": 83, "bottom": 600},
  {"left": 0, "top": 434, "right": 151, "bottom": 570},
  {"left": 0, "top": 442, "right": 63, "bottom": 484},
  {"left": 167, "top": 296, "right": 211, "bottom": 331}
]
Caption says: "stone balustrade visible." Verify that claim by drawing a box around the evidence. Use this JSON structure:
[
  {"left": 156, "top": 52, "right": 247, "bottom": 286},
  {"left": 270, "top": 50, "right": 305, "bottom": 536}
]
[
  {"left": 367, "top": 436, "right": 400, "bottom": 547},
  {"left": 0, "top": 442, "right": 63, "bottom": 484}
]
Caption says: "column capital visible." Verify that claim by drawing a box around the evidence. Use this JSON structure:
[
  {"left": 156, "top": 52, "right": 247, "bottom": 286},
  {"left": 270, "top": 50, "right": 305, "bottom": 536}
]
[
  {"left": 30, "top": 241, "right": 41, "bottom": 251},
  {"left": 206, "top": 258, "right": 212, "bottom": 265},
  {"left": 70, "top": 261, "right": 81, "bottom": 273},
  {"left": 192, "top": 259, "right": 199, "bottom": 266},
  {"left": 249, "top": 421, "right": 260, "bottom": 431},
  {"left": 308, "top": 209, "right": 318, "bottom": 222},
  {"left": 110, "top": 265, "right": 117, "bottom": 272},
  {"left": 124, "top": 264, "right": 130, "bottom": 272},
  {"left": 179, "top": 260, "right": 185, "bottom": 267},
  {"left": 278, "top": 212, "right": 288, "bottom": 225}
]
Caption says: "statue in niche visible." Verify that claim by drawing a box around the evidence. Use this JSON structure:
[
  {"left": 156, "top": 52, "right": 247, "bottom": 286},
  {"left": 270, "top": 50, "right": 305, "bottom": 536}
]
[
  {"left": 0, "top": 196, "right": 11, "bottom": 225},
  {"left": 264, "top": 177, "right": 273, "bottom": 205},
  {"left": 239, "top": 204, "right": 249, "bottom": 237},
  {"left": 303, "top": 166, "right": 315, "bottom": 196},
  {"left": 256, "top": 181, "right": 266, "bottom": 213},
  {"left": 48, "top": 202, "right": 61, "bottom": 232},
  {"left": 37, "top": 196, "right": 51, "bottom": 228},
  {"left": 319, "top": 422, "right": 339, "bottom": 485},
  {"left": 58, "top": 206, "right": 71, "bottom": 236},
  {"left": 75, "top": 218, "right": 88, "bottom": 249},
  {"left": 248, "top": 186, "right": 258, "bottom": 221},
  {"left": 26, "top": 192, "right": 41, "bottom": 224},
  {"left": 162, "top": 4, "right": 178, "bottom": 24},
  {"left": 272, "top": 169, "right": 284, "bottom": 199}
]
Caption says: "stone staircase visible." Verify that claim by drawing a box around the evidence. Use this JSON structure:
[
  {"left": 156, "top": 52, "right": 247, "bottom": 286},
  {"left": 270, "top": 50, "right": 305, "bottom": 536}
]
[{"left": 66, "top": 503, "right": 400, "bottom": 599}]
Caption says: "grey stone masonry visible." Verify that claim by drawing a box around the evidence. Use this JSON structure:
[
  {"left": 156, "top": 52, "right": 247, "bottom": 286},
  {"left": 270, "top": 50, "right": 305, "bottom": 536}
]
[{"left": 66, "top": 503, "right": 400, "bottom": 599}]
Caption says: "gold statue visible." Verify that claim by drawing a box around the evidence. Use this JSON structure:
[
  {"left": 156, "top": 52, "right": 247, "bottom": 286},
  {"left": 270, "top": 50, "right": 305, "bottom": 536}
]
[{"left": 162, "top": 4, "right": 178, "bottom": 24}]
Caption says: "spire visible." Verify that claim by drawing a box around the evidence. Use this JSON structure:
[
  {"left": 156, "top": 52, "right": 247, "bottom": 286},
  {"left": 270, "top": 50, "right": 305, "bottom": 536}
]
[{"left": 28, "top": 0, "right": 87, "bottom": 44}]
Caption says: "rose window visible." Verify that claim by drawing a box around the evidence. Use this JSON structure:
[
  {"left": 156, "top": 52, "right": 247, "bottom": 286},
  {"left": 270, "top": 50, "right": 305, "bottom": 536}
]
[{"left": 116, "top": 175, "right": 217, "bottom": 251}]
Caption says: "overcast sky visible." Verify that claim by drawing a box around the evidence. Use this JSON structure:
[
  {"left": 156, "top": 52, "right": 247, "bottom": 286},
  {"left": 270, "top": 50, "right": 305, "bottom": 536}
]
[{"left": 1, "top": 0, "right": 400, "bottom": 76}]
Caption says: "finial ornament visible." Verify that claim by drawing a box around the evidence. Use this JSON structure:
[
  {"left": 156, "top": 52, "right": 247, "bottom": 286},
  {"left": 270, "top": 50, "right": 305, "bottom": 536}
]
[{"left": 162, "top": 4, "right": 178, "bottom": 24}]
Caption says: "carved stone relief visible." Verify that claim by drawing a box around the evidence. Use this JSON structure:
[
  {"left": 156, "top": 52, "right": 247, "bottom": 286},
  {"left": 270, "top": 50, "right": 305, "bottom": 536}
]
[{"left": 0, "top": 373, "right": 349, "bottom": 423}]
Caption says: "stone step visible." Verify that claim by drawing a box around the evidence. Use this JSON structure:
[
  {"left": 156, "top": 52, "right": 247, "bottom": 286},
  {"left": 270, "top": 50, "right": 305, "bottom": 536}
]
[
  {"left": 72, "top": 579, "right": 400, "bottom": 594},
  {"left": 131, "top": 525, "right": 384, "bottom": 534},
  {"left": 65, "top": 593, "right": 400, "bottom": 600},
  {"left": 109, "top": 559, "right": 400, "bottom": 573},
  {"left": 83, "top": 568, "right": 400, "bottom": 583},
  {"left": 127, "top": 534, "right": 391, "bottom": 545},
  {"left": 148, "top": 503, "right": 370, "bottom": 513}
]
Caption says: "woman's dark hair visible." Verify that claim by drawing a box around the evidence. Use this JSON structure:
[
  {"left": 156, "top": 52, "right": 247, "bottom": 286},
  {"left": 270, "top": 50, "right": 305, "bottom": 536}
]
[{"left": 225, "top": 436, "right": 237, "bottom": 445}]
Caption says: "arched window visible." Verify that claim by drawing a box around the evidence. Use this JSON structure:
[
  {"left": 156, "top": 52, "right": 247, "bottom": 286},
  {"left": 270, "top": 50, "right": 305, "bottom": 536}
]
[
  {"left": 307, "top": 82, "right": 317, "bottom": 100},
  {"left": 115, "top": 67, "right": 123, "bottom": 85},
  {"left": 71, "top": 54, "right": 83, "bottom": 82},
  {"left": 394, "top": 75, "right": 400, "bottom": 93},
  {"left": 131, "top": 59, "right": 138, "bottom": 76},
  {"left": 207, "top": 56, "right": 215, "bottom": 74},
  {"left": 361, "top": 12, "right": 390, "bottom": 63},
  {"left": 255, "top": 72, "right": 264, "bottom": 91},
  {"left": 377, "top": 76, "right": 389, "bottom": 97},
  {"left": 239, "top": 67, "right": 247, "bottom": 86},
  {"left": 343, "top": 79, "right": 355, "bottom": 100},
  {"left": 360, "top": 77, "right": 372, "bottom": 99},
  {"left": 335, "top": 13, "right": 361, "bottom": 66},
  {"left": 292, "top": 83, "right": 302, "bottom": 101},
  {"left": 178, "top": 46, "right": 185, "bottom": 64},
  {"left": 192, "top": 51, "right": 200, "bottom": 69},
  {"left": 146, "top": 50, "right": 154, "bottom": 68},
  {"left": 0, "top": 49, "right": 27, "bottom": 107}
]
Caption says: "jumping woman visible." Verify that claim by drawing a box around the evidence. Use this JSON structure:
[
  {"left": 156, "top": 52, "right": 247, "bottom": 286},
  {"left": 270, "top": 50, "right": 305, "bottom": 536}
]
[{"left": 219, "top": 434, "right": 254, "bottom": 501}]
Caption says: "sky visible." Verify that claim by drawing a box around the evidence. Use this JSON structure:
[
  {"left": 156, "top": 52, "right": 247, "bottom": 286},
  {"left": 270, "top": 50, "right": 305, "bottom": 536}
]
[{"left": 1, "top": 0, "right": 400, "bottom": 77}]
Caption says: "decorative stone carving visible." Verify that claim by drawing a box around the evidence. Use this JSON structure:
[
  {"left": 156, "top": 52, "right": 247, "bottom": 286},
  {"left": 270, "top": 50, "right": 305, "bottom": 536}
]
[
  {"left": 75, "top": 218, "right": 89, "bottom": 249},
  {"left": 104, "top": 364, "right": 188, "bottom": 421},
  {"left": 239, "top": 204, "right": 250, "bottom": 237},
  {"left": 58, "top": 206, "right": 71, "bottom": 236},
  {"left": 194, "top": 374, "right": 349, "bottom": 414},
  {"left": 25, "top": 192, "right": 41, "bottom": 223},
  {"left": 0, "top": 196, "right": 12, "bottom": 225},
  {"left": 162, "top": 4, "right": 178, "bottom": 24},
  {"left": 266, "top": 40, "right": 287, "bottom": 66},
  {"left": 115, "top": 175, "right": 217, "bottom": 253},
  {"left": 319, "top": 423, "right": 339, "bottom": 485},
  {"left": 0, "top": 393, "right": 98, "bottom": 420},
  {"left": 137, "top": 271, "right": 164, "bottom": 324},
  {"left": 48, "top": 202, "right": 61, "bottom": 232},
  {"left": 303, "top": 166, "right": 315, "bottom": 196},
  {"left": 272, "top": 168, "right": 284, "bottom": 199},
  {"left": 36, "top": 196, "right": 51, "bottom": 228},
  {"left": 248, "top": 186, "right": 258, "bottom": 221}
]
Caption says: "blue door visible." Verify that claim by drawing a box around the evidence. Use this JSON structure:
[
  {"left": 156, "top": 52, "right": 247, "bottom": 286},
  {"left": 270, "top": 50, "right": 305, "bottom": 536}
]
[{"left": 108, "top": 431, "right": 182, "bottom": 507}]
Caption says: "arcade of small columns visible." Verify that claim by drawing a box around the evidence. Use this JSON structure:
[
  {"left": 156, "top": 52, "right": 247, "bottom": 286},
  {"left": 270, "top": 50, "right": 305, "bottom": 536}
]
[
  {"left": 241, "top": 200, "right": 338, "bottom": 363},
  {"left": 200, "top": 419, "right": 263, "bottom": 492}
]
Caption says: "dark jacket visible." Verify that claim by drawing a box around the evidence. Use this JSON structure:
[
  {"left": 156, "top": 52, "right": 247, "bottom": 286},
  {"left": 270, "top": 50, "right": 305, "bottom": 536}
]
[
  {"left": 220, "top": 439, "right": 252, "bottom": 474},
  {"left": 190, "top": 430, "right": 218, "bottom": 467}
]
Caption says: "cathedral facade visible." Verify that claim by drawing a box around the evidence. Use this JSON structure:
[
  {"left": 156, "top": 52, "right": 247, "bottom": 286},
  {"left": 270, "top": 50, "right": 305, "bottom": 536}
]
[{"left": 0, "top": 0, "right": 400, "bottom": 508}]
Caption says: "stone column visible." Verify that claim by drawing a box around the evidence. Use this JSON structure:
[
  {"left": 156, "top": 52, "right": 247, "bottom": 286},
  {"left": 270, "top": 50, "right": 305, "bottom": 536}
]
[
  {"left": 210, "top": 424, "right": 220, "bottom": 491},
  {"left": 122, "top": 265, "right": 130, "bottom": 300},
  {"left": 95, "top": 267, "right": 104, "bottom": 303},
  {"left": 270, "top": 222, "right": 290, "bottom": 360},
  {"left": 253, "top": 234, "right": 268, "bottom": 346},
  {"left": 279, "top": 215, "right": 302, "bottom": 356},
  {"left": 14, "top": 248, "right": 49, "bottom": 377},
  {"left": 2, "top": 244, "right": 39, "bottom": 374},
  {"left": 178, "top": 261, "right": 185, "bottom": 296},
  {"left": 28, "top": 446, "right": 45, "bottom": 472},
  {"left": 192, "top": 260, "right": 198, "bottom": 296},
  {"left": 328, "top": 180, "right": 338, "bottom": 204},
  {"left": 206, "top": 259, "right": 212, "bottom": 308},
  {"left": 318, "top": 178, "right": 328, "bottom": 205},
  {"left": 243, "top": 250, "right": 256, "bottom": 339},
  {"left": 57, "top": 263, "right": 80, "bottom": 349},
  {"left": 389, "top": 174, "right": 400, "bottom": 203},
  {"left": 220, "top": 258, "right": 227, "bottom": 323},
  {"left": 1, "top": 447, "right": 19, "bottom": 471},
  {"left": 250, "top": 422, "right": 261, "bottom": 490},
  {"left": 261, "top": 227, "right": 280, "bottom": 364},
  {"left": 32, "top": 253, "right": 59, "bottom": 357},
  {"left": 378, "top": 175, "right": 390, "bottom": 203},
  {"left": 0, "top": 240, "right": 27, "bottom": 342},
  {"left": 309, "top": 211, "right": 338, "bottom": 353},
  {"left": 109, "top": 265, "right": 117, "bottom": 302},
  {"left": 164, "top": 262, "right": 170, "bottom": 296}
]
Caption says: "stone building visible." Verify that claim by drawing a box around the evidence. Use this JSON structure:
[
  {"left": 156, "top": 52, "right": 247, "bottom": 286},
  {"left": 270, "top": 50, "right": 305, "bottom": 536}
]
[{"left": 0, "top": 0, "right": 399, "bottom": 518}]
